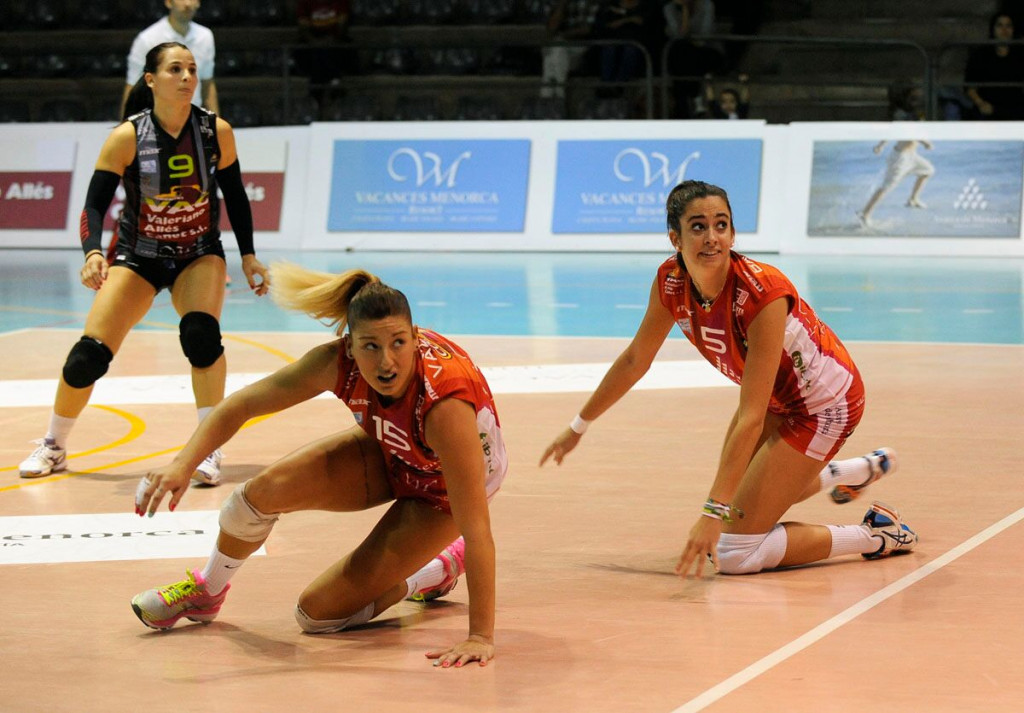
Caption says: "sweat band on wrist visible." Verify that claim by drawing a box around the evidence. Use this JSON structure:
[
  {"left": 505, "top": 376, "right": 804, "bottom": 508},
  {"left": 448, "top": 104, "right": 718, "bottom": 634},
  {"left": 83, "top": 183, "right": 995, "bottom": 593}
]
[{"left": 569, "top": 414, "right": 589, "bottom": 435}]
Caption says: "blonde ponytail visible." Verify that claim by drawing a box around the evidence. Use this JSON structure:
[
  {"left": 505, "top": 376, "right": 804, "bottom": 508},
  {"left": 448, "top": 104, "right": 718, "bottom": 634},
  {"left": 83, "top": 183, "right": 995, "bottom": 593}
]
[{"left": 269, "top": 261, "right": 411, "bottom": 335}]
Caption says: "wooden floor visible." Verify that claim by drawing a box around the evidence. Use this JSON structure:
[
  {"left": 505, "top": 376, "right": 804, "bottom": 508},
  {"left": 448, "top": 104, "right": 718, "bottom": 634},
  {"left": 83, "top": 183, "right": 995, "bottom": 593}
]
[{"left": 2, "top": 329, "right": 1022, "bottom": 712}]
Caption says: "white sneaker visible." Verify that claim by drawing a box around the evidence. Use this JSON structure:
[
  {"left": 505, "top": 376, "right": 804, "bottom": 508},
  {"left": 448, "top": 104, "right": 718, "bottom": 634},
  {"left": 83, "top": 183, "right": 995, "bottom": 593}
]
[
  {"left": 192, "top": 449, "right": 223, "bottom": 486},
  {"left": 19, "top": 438, "right": 67, "bottom": 478},
  {"left": 861, "top": 501, "right": 918, "bottom": 559},
  {"left": 830, "top": 447, "right": 898, "bottom": 504}
]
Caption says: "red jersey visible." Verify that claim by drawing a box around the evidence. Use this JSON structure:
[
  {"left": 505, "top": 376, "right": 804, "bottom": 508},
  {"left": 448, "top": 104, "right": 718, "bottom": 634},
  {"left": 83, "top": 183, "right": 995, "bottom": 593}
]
[
  {"left": 333, "top": 328, "right": 507, "bottom": 509},
  {"left": 657, "top": 252, "right": 857, "bottom": 416}
]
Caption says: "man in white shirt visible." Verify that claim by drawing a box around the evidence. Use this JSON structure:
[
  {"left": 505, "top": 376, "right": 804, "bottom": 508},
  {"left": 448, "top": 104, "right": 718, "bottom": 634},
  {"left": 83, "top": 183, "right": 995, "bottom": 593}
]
[{"left": 121, "top": 0, "right": 218, "bottom": 115}]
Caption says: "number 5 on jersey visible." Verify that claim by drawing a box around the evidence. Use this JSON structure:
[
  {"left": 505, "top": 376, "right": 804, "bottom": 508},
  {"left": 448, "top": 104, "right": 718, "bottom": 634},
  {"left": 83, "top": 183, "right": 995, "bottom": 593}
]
[{"left": 700, "top": 326, "right": 727, "bottom": 354}]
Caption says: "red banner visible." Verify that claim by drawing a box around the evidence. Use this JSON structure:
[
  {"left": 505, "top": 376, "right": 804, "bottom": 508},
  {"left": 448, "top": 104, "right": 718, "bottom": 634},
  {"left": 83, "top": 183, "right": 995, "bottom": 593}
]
[
  {"left": 219, "top": 172, "right": 285, "bottom": 232},
  {"left": 0, "top": 172, "right": 72, "bottom": 229}
]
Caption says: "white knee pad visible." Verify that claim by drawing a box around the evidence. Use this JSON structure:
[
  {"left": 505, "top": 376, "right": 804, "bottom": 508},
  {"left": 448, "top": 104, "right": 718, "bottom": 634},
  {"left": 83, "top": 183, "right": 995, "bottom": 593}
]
[
  {"left": 294, "top": 603, "right": 374, "bottom": 634},
  {"left": 717, "top": 524, "right": 788, "bottom": 575},
  {"left": 218, "top": 483, "right": 280, "bottom": 543}
]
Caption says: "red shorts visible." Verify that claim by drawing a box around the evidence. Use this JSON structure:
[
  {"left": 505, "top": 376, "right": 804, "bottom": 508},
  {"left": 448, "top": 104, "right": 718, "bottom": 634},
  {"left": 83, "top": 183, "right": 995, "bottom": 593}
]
[
  {"left": 777, "top": 374, "right": 866, "bottom": 462},
  {"left": 387, "top": 460, "right": 452, "bottom": 514}
]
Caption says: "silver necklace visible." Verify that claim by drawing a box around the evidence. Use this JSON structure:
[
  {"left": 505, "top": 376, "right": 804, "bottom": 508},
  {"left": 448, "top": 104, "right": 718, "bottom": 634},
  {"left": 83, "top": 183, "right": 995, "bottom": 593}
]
[{"left": 692, "top": 279, "right": 714, "bottom": 312}]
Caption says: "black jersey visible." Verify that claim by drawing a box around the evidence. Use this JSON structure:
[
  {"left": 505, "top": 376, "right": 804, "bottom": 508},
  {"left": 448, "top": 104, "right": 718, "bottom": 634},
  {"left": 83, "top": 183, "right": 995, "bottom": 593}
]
[{"left": 118, "top": 105, "right": 223, "bottom": 259}]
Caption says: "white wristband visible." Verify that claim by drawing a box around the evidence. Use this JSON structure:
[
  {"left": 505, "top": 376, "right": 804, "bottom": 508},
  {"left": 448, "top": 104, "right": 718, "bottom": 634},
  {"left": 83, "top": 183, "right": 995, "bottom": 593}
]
[{"left": 569, "top": 414, "right": 589, "bottom": 435}]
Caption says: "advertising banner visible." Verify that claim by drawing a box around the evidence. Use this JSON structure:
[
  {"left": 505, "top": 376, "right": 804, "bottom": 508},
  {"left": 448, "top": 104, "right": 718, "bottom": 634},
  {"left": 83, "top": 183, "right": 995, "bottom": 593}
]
[
  {"left": 327, "top": 139, "right": 531, "bottom": 232},
  {"left": 807, "top": 140, "right": 1024, "bottom": 238},
  {"left": 0, "top": 138, "right": 75, "bottom": 230},
  {"left": 551, "top": 139, "right": 762, "bottom": 233}
]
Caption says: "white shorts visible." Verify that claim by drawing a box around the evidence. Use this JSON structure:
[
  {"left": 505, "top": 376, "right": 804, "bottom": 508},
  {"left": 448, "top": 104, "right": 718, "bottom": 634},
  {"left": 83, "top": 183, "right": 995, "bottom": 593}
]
[{"left": 883, "top": 149, "right": 934, "bottom": 186}]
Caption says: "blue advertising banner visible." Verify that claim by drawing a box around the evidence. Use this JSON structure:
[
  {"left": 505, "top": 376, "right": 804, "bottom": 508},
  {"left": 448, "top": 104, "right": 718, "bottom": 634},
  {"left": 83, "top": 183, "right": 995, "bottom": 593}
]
[
  {"left": 552, "top": 140, "right": 762, "bottom": 234},
  {"left": 328, "top": 140, "right": 530, "bottom": 232},
  {"left": 808, "top": 140, "right": 1024, "bottom": 237}
]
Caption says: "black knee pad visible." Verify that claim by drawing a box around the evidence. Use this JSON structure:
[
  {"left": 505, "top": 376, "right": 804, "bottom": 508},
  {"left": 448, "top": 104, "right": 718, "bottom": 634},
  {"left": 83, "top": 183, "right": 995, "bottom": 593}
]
[
  {"left": 179, "top": 311, "right": 224, "bottom": 368},
  {"left": 62, "top": 336, "right": 113, "bottom": 388}
]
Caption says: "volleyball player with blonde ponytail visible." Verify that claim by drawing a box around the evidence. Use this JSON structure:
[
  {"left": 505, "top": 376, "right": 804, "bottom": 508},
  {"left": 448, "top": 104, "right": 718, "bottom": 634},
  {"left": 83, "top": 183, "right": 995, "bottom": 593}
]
[{"left": 132, "top": 262, "right": 508, "bottom": 669}]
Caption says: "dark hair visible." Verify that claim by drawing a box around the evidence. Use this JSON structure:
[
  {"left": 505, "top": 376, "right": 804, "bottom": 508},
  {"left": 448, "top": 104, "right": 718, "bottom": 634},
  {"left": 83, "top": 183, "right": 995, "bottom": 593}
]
[
  {"left": 122, "top": 42, "right": 192, "bottom": 120},
  {"left": 720, "top": 88, "right": 741, "bottom": 104},
  {"left": 665, "top": 180, "right": 733, "bottom": 233},
  {"left": 989, "top": 12, "right": 1014, "bottom": 39}
]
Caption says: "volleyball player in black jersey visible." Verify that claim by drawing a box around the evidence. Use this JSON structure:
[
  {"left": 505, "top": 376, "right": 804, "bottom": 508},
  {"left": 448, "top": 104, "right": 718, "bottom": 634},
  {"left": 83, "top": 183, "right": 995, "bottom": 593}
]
[{"left": 19, "top": 42, "right": 269, "bottom": 485}]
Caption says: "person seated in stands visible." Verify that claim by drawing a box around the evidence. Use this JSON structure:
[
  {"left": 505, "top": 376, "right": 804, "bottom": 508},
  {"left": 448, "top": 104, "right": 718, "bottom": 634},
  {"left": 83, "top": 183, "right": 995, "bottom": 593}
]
[
  {"left": 663, "top": 0, "right": 725, "bottom": 118},
  {"left": 964, "top": 12, "right": 1024, "bottom": 120},
  {"left": 702, "top": 72, "right": 749, "bottom": 119},
  {"left": 887, "top": 80, "right": 926, "bottom": 121},
  {"left": 296, "top": 0, "right": 353, "bottom": 109},
  {"left": 540, "top": 0, "right": 603, "bottom": 99},
  {"left": 596, "top": 0, "right": 663, "bottom": 92}
]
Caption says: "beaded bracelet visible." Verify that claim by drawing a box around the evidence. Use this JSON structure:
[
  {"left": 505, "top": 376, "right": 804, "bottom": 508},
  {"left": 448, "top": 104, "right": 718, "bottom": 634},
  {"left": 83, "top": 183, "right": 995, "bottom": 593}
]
[{"left": 701, "top": 498, "right": 745, "bottom": 523}]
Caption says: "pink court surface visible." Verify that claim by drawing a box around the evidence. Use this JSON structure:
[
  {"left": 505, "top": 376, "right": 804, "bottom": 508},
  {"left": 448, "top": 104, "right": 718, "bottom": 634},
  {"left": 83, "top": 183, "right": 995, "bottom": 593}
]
[{"left": 2, "top": 328, "right": 1022, "bottom": 712}]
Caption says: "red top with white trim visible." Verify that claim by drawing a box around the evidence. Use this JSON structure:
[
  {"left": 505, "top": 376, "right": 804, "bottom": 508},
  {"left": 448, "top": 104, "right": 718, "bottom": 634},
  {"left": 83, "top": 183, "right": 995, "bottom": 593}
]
[
  {"left": 657, "top": 252, "right": 857, "bottom": 415},
  {"left": 333, "top": 328, "right": 507, "bottom": 498}
]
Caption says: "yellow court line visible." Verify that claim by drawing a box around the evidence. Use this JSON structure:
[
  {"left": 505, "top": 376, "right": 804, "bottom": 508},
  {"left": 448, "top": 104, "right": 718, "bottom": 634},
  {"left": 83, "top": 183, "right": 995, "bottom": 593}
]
[
  {"left": 0, "top": 412, "right": 278, "bottom": 493},
  {"left": 136, "top": 319, "right": 298, "bottom": 363},
  {"left": 0, "top": 404, "right": 146, "bottom": 476},
  {"left": 3, "top": 323, "right": 297, "bottom": 490}
]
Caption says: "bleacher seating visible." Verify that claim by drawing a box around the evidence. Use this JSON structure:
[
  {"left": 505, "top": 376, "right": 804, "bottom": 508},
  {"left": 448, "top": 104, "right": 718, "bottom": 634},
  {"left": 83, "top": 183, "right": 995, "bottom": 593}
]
[
  {"left": 38, "top": 98, "right": 88, "bottom": 122},
  {"left": 0, "top": 1, "right": 1006, "bottom": 125},
  {"left": 322, "top": 94, "right": 381, "bottom": 121}
]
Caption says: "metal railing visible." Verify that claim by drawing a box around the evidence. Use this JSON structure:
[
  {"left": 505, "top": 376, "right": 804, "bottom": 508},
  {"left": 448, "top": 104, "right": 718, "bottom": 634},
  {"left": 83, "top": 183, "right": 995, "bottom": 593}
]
[
  {"left": 279, "top": 37, "right": 656, "bottom": 121},
  {"left": 661, "top": 34, "right": 931, "bottom": 120},
  {"left": 6, "top": 33, "right": 1024, "bottom": 124}
]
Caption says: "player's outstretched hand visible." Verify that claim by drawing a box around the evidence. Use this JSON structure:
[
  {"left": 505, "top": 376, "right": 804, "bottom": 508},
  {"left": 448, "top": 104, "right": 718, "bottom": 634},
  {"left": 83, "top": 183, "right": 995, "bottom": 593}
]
[
  {"left": 135, "top": 464, "right": 192, "bottom": 517},
  {"left": 426, "top": 635, "right": 494, "bottom": 669},
  {"left": 538, "top": 427, "right": 582, "bottom": 467},
  {"left": 675, "top": 515, "right": 723, "bottom": 579}
]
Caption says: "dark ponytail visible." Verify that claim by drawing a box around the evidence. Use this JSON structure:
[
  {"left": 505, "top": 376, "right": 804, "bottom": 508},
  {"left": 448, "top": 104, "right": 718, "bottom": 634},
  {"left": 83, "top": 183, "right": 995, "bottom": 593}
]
[{"left": 122, "top": 41, "right": 191, "bottom": 120}]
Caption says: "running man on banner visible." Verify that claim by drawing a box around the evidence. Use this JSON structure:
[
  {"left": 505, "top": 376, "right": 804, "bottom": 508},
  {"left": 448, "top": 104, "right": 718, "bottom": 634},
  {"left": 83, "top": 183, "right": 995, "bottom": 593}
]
[{"left": 858, "top": 139, "right": 934, "bottom": 229}]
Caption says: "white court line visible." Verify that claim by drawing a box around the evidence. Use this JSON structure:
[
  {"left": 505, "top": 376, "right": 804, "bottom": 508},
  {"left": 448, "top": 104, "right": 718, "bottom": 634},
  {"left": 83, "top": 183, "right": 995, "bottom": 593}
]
[
  {"left": 671, "top": 504, "right": 1024, "bottom": 713},
  {"left": 0, "top": 360, "right": 735, "bottom": 407},
  {"left": 0, "top": 328, "right": 32, "bottom": 338}
]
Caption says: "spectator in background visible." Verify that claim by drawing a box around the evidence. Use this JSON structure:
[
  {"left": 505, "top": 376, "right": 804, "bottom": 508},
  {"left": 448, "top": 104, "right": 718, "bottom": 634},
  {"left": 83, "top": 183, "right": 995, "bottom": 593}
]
[
  {"left": 702, "top": 72, "right": 749, "bottom": 119},
  {"left": 719, "top": 0, "right": 763, "bottom": 70},
  {"left": 540, "top": 0, "right": 603, "bottom": 99},
  {"left": 597, "top": 0, "right": 662, "bottom": 92},
  {"left": 888, "top": 80, "right": 926, "bottom": 121},
  {"left": 295, "top": 0, "right": 353, "bottom": 110},
  {"left": 663, "top": 0, "right": 725, "bottom": 117},
  {"left": 121, "top": 0, "right": 217, "bottom": 116},
  {"left": 964, "top": 12, "right": 1024, "bottom": 120}
]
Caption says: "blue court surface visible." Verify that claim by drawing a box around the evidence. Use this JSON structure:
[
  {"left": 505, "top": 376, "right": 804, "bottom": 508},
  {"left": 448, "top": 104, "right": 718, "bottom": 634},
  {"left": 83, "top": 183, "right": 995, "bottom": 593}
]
[{"left": 2, "top": 249, "right": 1022, "bottom": 345}]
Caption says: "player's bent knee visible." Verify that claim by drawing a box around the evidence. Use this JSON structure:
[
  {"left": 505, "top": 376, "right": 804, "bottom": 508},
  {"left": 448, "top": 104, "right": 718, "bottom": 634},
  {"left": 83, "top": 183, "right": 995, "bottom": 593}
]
[
  {"left": 179, "top": 311, "right": 223, "bottom": 368},
  {"left": 294, "top": 602, "right": 374, "bottom": 634},
  {"left": 717, "top": 524, "right": 788, "bottom": 575},
  {"left": 62, "top": 336, "right": 113, "bottom": 389},
  {"left": 219, "top": 483, "right": 280, "bottom": 543}
]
